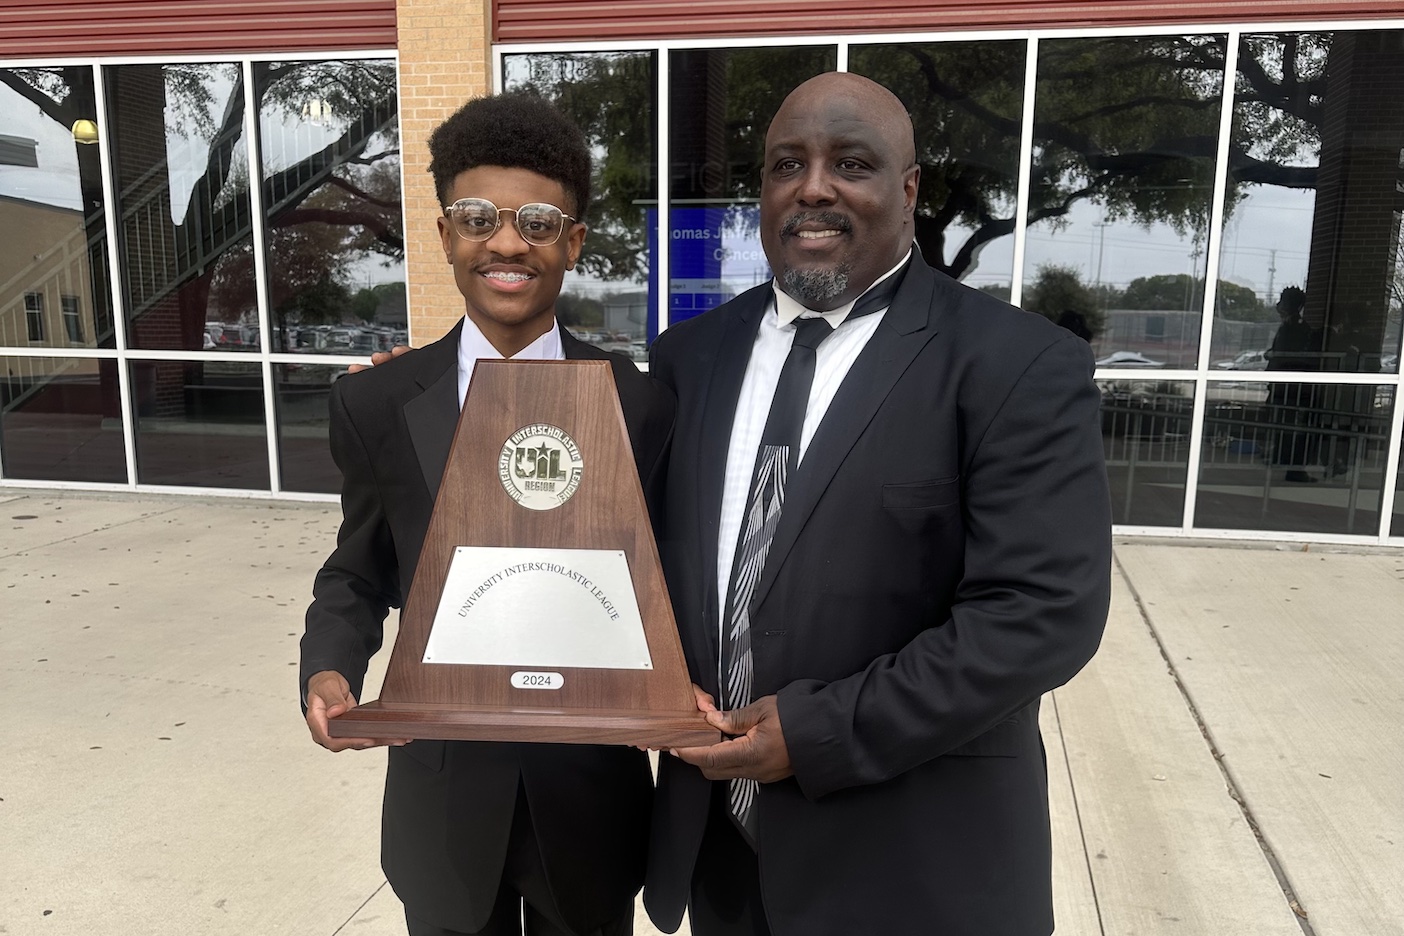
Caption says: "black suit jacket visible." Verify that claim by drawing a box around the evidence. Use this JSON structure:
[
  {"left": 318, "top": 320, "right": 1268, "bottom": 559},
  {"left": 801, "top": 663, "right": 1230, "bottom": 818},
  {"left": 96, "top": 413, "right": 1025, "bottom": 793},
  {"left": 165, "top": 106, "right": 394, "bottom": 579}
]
[
  {"left": 300, "top": 322, "right": 675, "bottom": 933},
  {"left": 645, "top": 255, "right": 1112, "bottom": 936}
]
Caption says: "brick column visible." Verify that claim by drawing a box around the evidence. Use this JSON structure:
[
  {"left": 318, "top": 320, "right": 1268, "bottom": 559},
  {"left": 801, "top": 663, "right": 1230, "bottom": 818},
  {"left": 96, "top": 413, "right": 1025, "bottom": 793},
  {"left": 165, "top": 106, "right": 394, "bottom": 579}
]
[{"left": 395, "top": 0, "right": 493, "bottom": 345}]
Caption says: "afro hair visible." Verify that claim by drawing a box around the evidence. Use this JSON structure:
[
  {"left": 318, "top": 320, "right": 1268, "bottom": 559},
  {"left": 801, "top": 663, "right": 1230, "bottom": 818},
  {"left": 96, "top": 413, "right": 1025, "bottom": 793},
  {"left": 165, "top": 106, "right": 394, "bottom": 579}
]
[{"left": 428, "top": 92, "right": 592, "bottom": 222}]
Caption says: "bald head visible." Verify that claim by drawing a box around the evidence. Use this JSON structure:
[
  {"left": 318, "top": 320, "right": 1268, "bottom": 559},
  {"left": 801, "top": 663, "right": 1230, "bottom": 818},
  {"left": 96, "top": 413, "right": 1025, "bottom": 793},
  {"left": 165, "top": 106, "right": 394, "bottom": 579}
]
[
  {"left": 760, "top": 72, "right": 920, "bottom": 311},
  {"left": 768, "top": 73, "right": 916, "bottom": 168}
]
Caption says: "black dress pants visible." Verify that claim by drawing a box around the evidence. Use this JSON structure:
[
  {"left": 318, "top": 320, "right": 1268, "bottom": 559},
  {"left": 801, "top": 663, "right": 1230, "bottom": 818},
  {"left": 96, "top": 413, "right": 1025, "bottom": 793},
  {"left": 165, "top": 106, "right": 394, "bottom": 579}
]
[
  {"left": 404, "top": 783, "right": 633, "bottom": 936},
  {"left": 688, "top": 783, "right": 773, "bottom": 936}
]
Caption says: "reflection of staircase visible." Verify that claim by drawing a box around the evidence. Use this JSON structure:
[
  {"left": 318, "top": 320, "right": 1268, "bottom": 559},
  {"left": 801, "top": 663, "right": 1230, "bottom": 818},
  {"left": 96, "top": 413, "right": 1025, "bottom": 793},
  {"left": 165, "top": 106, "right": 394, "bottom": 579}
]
[
  {"left": 120, "top": 102, "right": 396, "bottom": 320},
  {"left": 118, "top": 119, "right": 252, "bottom": 316},
  {"left": 1, "top": 355, "right": 84, "bottom": 412},
  {"left": 2, "top": 94, "right": 396, "bottom": 417}
]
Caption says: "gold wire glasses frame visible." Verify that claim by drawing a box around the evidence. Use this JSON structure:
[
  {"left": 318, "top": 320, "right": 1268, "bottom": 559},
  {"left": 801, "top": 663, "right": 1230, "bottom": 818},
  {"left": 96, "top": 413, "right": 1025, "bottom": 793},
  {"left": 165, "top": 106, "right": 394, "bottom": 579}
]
[{"left": 442, "top": 197, "right": 579, "bottom": 247}]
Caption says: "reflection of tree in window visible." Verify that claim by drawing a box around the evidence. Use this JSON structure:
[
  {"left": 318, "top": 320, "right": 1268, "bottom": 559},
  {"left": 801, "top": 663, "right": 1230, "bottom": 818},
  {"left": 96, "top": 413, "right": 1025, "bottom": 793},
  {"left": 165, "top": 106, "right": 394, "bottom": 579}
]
[
  {"left": 850, "top": 41, "right": 1026, "bottom": 281},
  {"left": 93, "top": 62, "right": 255, "bottom": 354},
  {"left": 1232, "top": 32, "right": 1404, "bottom": 373},
  {"left": 223, "top": 60, "right": 404, "bottom": 354},
  {"left": 506, "top": 52, "right": 659, "bottom": 285},
  {"left": 505, "top": 49, "right": 838, "bottom": 286},
  {"left": 1028, "top": 36, "right": 1225, "bottom": 264},
  {"left": 1022, "top": 264, "right": 1102, "bottom": 335},
  {"left": 665, "top": 48, "right": 835, "bottom": 205},
  {"left": 1, "top": 61, "right": 403, "bottom": 356}
]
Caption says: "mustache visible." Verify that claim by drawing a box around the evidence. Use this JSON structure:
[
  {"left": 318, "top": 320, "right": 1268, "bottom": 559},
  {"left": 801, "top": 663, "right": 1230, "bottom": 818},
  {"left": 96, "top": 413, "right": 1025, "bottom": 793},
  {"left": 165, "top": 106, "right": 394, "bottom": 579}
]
[
  {"left": 471, "top": 254, "right": 539, "bottom": 273},
  {"left": 779, "top": 211, "right": 852, "bottom": 238}
]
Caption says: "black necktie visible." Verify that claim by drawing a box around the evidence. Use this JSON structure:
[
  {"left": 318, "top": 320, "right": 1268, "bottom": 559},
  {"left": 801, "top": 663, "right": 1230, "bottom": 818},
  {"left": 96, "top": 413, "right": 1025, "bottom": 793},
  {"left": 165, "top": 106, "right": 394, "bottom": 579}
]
[{"left": 720, "top": 262, "right": 907, "bottom": 847}]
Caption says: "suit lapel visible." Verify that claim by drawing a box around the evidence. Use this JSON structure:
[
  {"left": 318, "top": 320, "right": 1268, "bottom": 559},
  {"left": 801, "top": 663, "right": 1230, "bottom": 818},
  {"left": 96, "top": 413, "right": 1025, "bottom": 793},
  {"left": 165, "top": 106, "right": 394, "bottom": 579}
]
[
  {"left": 406, "top": 321, "right": 587, "bottom": 499},
  {"left": 404, "top": 322, "right": 464, "bottom": 499},
  {"left": 559, "top": 325, "right": 595, "bottom": 361},
  {"left": 694, "top": 288, "right": 770, "bottom": 662},
  {"left": 751, "top": 259, "right": 944, "bottom": 613}
]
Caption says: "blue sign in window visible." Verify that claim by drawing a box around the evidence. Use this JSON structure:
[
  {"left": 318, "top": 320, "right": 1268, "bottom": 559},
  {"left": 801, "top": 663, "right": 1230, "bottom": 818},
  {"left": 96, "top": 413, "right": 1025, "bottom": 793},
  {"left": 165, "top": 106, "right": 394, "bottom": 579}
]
[{"left": 648, "top": 205, "right": 769, "bottom": 339}]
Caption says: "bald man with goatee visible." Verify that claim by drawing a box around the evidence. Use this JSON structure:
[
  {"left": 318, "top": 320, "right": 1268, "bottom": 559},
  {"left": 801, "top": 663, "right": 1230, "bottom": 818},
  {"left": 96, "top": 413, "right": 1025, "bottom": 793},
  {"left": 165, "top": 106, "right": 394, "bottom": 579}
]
[{"left": 644, "top": 72, "right": 1112, "bottom": 936}]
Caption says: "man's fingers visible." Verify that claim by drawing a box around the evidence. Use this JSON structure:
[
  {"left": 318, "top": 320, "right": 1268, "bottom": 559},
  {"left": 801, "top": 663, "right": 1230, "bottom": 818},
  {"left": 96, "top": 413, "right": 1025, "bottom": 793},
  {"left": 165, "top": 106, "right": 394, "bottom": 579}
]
[
  {"left": 680, "top": 696, "right": 793, "bottom": 782},
  {"left": 345, "top": 346, "right": 413, "bottom": 375},
  {"left": 691, "top": 683, "right": 718, "bottom": 714},
  {"left": 672, "top": 735, "right": 755, "bottom": 779},
  {"left": 704, "top": 697, "right": 769, "bottom": 736},
  {"left": 705, "top": 707, "right": 749, "bottom": 736}
]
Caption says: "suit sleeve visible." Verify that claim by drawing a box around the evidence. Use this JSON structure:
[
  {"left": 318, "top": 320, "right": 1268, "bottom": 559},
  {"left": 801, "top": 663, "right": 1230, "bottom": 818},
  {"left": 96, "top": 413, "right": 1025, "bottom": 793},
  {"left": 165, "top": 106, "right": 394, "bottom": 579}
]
[
  {"left": 298, "top": 382, "right": 401, "bottom": 709},
  {"left": 777, "top": 334, "right": 1112, "bottom": 799}
]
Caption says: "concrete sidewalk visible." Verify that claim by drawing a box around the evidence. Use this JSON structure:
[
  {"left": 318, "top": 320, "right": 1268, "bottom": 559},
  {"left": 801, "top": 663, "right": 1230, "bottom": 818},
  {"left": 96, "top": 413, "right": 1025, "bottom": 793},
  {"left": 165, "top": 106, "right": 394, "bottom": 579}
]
[{"left": 2, "top": 489, "right": 1399, "bottom": 935}]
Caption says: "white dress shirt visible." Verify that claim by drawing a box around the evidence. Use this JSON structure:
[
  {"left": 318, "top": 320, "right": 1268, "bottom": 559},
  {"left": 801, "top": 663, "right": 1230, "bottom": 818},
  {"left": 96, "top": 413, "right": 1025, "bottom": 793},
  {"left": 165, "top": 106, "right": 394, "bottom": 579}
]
[
  {"left": 715, "top": 250, "right": 913, "bottom": 653},
  {"left": 457, "top": 315, "right": 564, "bottom": 408}
]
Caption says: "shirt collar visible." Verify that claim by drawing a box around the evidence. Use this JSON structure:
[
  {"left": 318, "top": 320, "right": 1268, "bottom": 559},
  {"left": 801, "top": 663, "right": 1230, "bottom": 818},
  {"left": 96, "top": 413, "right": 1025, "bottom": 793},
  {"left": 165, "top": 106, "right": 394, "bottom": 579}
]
[
  {"left": 771, "top": 248, "right": 913, "bottom": 328},
  {"left": 458, "top": 314, "right": 564, "bottom": 366}
]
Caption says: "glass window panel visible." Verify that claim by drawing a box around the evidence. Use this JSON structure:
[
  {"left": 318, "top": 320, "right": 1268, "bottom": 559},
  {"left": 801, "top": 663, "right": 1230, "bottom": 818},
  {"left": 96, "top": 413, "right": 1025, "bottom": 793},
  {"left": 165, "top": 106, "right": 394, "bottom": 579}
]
[
  {"left": 666, "top": 46, "right": 836, "bottom": 328},
  {"left": 130, "top": 360, "right": 269, "bottom": 488},
  {"left": 1196, "top": 379, "right": 1394, "bottom": 535},
  {"left": 1214, "top": 31, "right": 1404, "bottom": 376},
  {"left": 25, "top": 293, "right": 45, "bottom": 341},
  {"left": 1099, "top": 378, "right": 1194, "bottom": 526},
  {"left": 1024, "top": 36, "right": 1228, "bottom": 369},
  {"left": 0, "top": 66, "right": 115, "bottom": 350},
  {"left": 61, "top": 295, "right": 83, "bottom": 342},
  {"left": 1393, "top": 436, "right": 1404, "bottom": 538},
  {"left": 274, "top": 362, "right": 341, "bottom": 494},
  {"left": 0, "top": 356, "right": 125, "bottom": 482},
  {"left": 850, "top": 40, "right": 1026, "bottom": 294},
  {"left": 254, "top": 59, "right": 404, "bottom": 356},
  {"left": 503, "top": 51, "right": 658, "bottom": 359},
  {"left": 106, "top": 63, "right": 257, "bottom": 353}
]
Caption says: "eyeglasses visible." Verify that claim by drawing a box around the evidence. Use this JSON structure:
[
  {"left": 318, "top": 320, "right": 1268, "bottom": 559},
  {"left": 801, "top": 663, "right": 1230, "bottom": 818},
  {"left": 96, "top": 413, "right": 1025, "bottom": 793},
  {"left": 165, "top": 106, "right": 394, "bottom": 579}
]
[{"left": 442, "top": 198, "right": 578, "bottom": 247}]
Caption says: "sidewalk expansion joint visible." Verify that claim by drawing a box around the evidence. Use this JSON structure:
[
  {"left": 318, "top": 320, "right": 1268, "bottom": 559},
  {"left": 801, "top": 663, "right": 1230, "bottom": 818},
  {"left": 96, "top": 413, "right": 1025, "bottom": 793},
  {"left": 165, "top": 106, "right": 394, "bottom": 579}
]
[
  {"left": 1050, "top": 689, "right": 1108, "bottom": 936},
  {"left": 1113, "top": 552, "right": 1319, "bottom": 936},
  {"left": 331, "top": 879, "right": 390, "bottom": 935}
]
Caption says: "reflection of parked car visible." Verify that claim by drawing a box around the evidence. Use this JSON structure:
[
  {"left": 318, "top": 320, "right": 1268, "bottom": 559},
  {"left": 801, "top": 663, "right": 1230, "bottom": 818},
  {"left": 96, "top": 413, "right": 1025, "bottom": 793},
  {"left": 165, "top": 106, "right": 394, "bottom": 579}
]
[
  {"left": 1095, "top": 350, "right": 1166, "bottom": 368},
  {"left": 1098, "top": 382, "right": 1192, "bottom": 441},
  {"left": 1212, "top": 349, "right": 1268, "bottom": 370}
]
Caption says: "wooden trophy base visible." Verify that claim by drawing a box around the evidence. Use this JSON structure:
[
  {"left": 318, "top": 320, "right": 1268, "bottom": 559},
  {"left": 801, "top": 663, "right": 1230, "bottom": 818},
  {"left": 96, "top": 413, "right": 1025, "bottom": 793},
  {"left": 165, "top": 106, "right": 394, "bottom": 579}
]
[{"left": 332, "top": 700, "right": 718, "bottom": 748}]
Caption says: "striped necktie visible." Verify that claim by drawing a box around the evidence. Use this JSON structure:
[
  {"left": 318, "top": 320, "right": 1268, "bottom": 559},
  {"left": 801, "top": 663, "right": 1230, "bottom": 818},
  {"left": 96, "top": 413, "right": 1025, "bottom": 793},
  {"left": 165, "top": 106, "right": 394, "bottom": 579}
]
[{"left": 720, "top": 263, "right": 907, "bottom": 847}]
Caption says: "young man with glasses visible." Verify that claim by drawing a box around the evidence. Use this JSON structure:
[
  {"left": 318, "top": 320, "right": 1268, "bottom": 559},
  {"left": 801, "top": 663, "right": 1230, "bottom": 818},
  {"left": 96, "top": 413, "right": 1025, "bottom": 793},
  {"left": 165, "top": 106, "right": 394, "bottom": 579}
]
[{"left": 299, "top": 92, "right": 674, "bottom": 936}]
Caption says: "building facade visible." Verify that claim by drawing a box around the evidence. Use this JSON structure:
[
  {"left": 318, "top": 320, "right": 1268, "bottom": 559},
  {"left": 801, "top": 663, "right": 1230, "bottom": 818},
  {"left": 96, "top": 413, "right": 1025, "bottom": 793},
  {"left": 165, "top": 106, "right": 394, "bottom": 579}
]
[{"left": 2, "top": 0, "right": 1403, "bottom": 545}]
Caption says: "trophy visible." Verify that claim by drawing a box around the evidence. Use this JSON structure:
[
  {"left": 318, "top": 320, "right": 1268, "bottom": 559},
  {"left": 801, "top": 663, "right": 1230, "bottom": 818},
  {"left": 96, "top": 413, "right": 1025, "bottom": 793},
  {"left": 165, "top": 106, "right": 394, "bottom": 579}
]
[{"left": 329, "top": 359, "right": 717, "bottom": 748}]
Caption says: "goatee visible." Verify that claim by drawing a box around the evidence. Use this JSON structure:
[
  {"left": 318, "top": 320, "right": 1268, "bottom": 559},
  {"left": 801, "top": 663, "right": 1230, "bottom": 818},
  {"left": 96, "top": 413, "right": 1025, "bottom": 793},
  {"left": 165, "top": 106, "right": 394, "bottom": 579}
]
[{"left": 781, "top": 266, "right": 851, "bottom": 305}]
